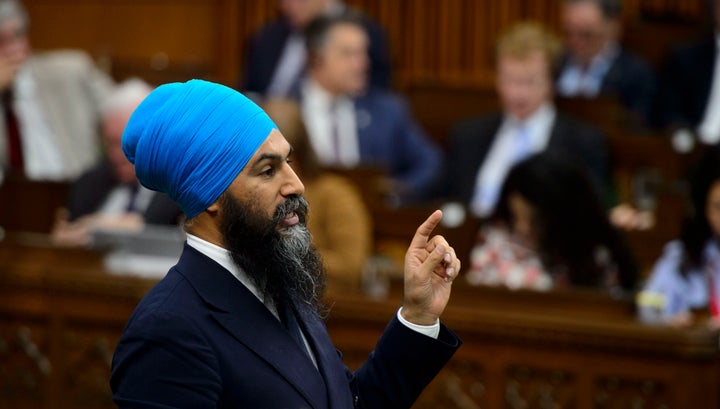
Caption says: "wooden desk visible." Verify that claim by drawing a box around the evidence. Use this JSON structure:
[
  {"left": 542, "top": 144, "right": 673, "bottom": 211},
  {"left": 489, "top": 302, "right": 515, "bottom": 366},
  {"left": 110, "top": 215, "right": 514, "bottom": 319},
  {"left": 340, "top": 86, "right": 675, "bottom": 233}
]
[
  {"left": 1, "top": 236, "right": 718, "bottom": 409},
  {"left": 326, "top": 283, "right": 720, "bottom": 409}
]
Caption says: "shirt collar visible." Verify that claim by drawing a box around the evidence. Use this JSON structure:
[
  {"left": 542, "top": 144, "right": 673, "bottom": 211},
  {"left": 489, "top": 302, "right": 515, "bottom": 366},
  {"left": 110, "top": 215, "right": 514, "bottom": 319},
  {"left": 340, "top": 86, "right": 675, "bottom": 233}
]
[
  {"left": 303, "top": 77, "right": 352, "bottom": 110},
  {"left": 506, "top": 102, "right": 556, "bottom": 129},
  {"left": 569, "top": 41, "right": 619, "bottom": 72},
  {"left": 185, "top": 233, "right": 271, "bottom": 309}
]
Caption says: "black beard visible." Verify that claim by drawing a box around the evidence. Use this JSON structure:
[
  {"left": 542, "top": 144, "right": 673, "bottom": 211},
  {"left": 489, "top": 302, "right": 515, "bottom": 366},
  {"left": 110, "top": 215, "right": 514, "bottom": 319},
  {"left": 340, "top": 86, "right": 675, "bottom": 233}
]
[{"left": 219, "top": 193, "right": 327, "bottom": 318}]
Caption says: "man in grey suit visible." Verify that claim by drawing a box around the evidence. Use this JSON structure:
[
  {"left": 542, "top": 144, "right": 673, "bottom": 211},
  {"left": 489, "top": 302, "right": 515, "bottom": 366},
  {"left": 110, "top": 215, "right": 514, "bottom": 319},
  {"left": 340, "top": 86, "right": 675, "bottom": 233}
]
[{"left": 0, "top": 0, "right": 114, "bottom": 182}]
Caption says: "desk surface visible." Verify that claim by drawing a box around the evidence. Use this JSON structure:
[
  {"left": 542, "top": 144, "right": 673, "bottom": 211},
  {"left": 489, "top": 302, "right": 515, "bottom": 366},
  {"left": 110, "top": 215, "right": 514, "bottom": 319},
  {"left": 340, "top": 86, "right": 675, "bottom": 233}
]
[{"left": 1, "top": 235, "right": 718, "bottom": 409}]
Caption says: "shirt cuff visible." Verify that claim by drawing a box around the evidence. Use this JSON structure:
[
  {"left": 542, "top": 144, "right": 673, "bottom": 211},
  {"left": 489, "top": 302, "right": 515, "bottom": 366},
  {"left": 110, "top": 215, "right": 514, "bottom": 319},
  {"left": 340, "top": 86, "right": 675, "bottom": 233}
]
[{"left": 396, "top": 307, "right": 440, "bottom": 339}]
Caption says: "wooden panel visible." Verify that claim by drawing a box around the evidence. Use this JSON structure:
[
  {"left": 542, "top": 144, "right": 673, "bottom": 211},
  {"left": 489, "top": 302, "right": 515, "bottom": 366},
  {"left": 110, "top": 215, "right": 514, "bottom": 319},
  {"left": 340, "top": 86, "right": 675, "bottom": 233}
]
[
  {"left": 26, "top": 0, "right": 224, "bottom": 85},
  {"left": 0, "top": 176, "right": 69, "bottom": 234},
  {"left": 1, "top": 234, "right": 719, "bottom": 409},
  {"left": 22, "top": 0, "right": 707, "bottom": 88}
]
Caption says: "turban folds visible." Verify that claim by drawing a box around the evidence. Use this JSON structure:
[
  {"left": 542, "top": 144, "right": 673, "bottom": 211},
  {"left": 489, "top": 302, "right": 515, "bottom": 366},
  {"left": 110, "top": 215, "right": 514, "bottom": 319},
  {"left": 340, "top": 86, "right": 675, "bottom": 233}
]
[{"left": 122, "top": 79, "right": 277, "bottom": 218}]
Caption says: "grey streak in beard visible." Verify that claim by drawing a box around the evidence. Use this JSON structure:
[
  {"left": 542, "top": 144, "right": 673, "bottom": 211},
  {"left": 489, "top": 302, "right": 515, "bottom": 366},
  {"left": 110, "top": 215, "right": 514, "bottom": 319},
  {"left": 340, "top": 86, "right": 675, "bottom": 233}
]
[
  {"left": 220, "top": 193, "right": 326, "bottom": 318},
  {"left": 275, "top": 223, "right": 321, "bottom": 310}
]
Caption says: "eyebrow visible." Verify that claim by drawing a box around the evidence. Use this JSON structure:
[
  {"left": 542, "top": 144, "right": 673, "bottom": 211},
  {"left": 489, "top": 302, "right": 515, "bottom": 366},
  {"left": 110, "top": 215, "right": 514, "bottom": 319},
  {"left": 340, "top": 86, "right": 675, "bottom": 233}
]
[{"left": 248, "top": 146, "right": 294, "bottom": 171}]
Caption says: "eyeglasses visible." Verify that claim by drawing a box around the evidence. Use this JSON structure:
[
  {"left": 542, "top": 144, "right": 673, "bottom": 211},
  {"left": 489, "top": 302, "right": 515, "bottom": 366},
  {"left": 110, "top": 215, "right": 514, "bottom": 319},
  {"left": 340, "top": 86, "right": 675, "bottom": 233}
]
[{"left": 0, "top": 26, "right": 27, "bottom": 48}]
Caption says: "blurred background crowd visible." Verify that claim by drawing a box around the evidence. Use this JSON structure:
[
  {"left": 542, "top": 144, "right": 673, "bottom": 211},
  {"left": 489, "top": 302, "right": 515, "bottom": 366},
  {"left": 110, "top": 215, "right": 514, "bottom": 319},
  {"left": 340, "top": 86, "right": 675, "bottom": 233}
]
[{"left": 2, "top": 0, "right": 720, "bottom": 328}]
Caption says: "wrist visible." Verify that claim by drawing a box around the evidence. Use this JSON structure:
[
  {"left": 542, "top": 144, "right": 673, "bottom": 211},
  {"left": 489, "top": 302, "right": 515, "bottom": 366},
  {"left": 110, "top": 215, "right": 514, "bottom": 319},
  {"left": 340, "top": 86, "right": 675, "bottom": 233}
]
[{"left": 400, "top": 306, "right": 438, "bottom": 326}]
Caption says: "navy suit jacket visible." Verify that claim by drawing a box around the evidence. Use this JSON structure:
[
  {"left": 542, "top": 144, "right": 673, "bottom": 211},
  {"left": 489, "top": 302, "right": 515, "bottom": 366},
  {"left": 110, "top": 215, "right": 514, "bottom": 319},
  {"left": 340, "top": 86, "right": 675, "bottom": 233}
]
[
  {"left": 66, "top": 162, "right": 182, "bottom": 225},
  {"left": 435, "top": 112, "right": 610, "bottom": 206},
  {"left": 654, "top": 36, "right": 716, "bottom": 129},
  {"left": 110, "top": 244, "right": 460, "bottom": 408},
  {"left": 558, "top": 49, "right": 656, "bottom": 125},
  {"left": 294, "top": 86, "right": 441, "bottom": 203},
  {"left": 353, "top": 89, "right": 442, "bottom": 201},
  {"left": 241, "top": 9, "right": 391, "bottom": 96}
]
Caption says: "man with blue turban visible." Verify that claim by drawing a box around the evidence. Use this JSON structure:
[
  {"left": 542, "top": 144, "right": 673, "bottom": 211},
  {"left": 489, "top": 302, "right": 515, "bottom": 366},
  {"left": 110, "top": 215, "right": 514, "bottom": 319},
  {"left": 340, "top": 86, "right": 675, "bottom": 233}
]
[{"left": 110, "top": 79, "right": 461, "bottom": 408}]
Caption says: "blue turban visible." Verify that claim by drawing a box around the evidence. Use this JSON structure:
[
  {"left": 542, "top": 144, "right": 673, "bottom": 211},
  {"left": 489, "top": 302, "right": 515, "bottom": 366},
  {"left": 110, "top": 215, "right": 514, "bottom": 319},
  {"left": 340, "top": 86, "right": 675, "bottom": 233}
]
[{"left": 122, "top": 79, "right": 277, "bottom": 218}]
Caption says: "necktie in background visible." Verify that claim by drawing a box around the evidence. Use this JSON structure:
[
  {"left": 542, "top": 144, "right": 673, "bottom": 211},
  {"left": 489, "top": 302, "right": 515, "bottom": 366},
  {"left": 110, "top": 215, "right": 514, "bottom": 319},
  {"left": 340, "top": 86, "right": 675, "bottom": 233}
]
[
  {"left": 708, "top": 263, "right": 719, "bottom": 319},
  {"left": 511, "top": 124, "right": 532, "bottom": 164},
  {"left": 329, "top": 101, "right": 342, "bottom": 165},
  {"left": 125, "top": 184, "right": 140, "bottom": 213},
  {"left": 471, "top": 123, "right": 533, "bottom": 217},
  {"left": 3, "top": 90, "right": 23, "bottom": 173}
]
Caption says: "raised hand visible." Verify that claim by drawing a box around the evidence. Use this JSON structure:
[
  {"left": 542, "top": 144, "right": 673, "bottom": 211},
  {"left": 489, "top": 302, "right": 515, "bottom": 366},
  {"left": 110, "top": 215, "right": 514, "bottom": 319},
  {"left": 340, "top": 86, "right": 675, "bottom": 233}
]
[{"left": 401, "top": 210, "right": 461, "bottom": 326}]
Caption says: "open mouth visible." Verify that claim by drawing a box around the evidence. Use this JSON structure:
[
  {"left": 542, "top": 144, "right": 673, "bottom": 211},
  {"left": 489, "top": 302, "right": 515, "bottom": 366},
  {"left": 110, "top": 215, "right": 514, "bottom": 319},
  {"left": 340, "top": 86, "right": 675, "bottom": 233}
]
[{"left": 279, "top": 211, "right": 300, "bottom": 228}]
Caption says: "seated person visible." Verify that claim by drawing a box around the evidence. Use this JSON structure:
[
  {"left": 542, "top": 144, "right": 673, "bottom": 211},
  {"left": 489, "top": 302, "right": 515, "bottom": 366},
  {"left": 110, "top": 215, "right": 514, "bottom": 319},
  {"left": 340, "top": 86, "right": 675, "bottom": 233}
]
[
  {"left": 241, "top": 0, "right": 391, "bottom": 99},
  {"left": 654, "top": 0, "right": 720, "bottom": 144},
  {"left": 263, "top": 98, "right": 372, "bottom": 288},
  {"left": 296, "top": 14, "right": 441, "bottom": 205},
  {"left": 637, "top": 148, "right": 720, "bottom": 327},
  {"left": 0, "top": 0, "right": 114, "bottom": 181},
  {"left": 437, "top": 22, "right": 609, "bottom": 218},
  {"left": 51, "top": 79, "right": 182, "bottom": 246},
  {"left": 466, "top": 152, "right": 638, "bottom": 295},
  {"left": 557, "top": 0, "right": 656, "bottom": 126}
]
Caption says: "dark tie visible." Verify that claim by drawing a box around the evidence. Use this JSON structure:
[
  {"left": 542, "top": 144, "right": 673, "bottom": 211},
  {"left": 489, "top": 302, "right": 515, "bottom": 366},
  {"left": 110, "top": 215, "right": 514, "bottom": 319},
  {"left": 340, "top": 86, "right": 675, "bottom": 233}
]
[
  {"left": 126, "top": 184, "right": 139, "bottom": 213},
  {"left": 279, "top": 299, "right": 309, "bottom": 358},
  {"left": 329, "top": 102, "right": 342, "bottom": 164},
  {"left": 2, "top": 90, "right": 23, "bottom": 173}
]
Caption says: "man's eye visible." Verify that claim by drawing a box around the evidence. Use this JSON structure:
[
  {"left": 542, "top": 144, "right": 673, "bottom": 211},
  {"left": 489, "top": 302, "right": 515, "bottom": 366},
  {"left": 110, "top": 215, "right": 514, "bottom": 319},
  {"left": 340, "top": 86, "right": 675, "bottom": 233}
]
[{"left": 261, "top": 167, "right": 276, "bottom": 176}]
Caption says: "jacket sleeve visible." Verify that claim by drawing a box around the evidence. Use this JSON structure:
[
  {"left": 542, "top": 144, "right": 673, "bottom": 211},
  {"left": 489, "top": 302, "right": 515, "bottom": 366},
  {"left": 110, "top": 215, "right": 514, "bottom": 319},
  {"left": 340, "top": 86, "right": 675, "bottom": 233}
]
[{"left": 349, "top": 315, "right": 461, "bottom": 409}]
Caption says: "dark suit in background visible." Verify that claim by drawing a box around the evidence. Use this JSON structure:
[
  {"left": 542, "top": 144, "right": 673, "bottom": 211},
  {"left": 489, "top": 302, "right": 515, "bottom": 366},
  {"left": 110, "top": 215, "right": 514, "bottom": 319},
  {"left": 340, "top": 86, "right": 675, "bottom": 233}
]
[
  {"left": 241, "top": 8, "right": 391, "bottom": 97},
  {"left": 111, "top": 244, "right": 460, "bottom": 408},
  {"left": 66, "top": 162, "right": 182, "bottom": 225},
  {"left": 352, "top": 89, "right": 442, "bottom": 201},
  {"left": 557, "top": 49, "right": 657, "bottom": 126},
  {"left": 654, "top": 36, "right": 716, "bottom": 130},
  {"left": 437, "top": 113, "right": 609, "bottom": 207}
]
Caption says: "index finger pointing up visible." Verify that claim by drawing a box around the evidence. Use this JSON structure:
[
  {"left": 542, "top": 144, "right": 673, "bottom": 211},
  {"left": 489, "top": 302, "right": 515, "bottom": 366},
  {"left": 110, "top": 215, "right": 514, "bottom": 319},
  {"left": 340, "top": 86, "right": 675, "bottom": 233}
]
[{"left": 409, "top": 209, "right": 443, "bottom": 250}]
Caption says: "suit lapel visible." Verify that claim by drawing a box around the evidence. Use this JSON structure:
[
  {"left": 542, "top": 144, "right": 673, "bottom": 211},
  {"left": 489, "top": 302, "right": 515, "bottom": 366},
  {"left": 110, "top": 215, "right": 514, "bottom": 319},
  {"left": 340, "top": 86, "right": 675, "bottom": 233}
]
[
  {"left": 296, "top": 310, "right": 354, "bottom": 409},
  {"left": 175, "top": 245, "right": 329, "bottom": 409}
]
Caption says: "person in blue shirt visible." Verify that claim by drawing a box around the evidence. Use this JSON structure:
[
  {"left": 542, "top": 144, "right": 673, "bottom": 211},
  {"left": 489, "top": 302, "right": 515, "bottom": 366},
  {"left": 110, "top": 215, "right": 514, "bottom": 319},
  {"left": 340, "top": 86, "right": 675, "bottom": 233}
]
[{"left": 637, "top": 148, "right": 720, "bottom": 327}]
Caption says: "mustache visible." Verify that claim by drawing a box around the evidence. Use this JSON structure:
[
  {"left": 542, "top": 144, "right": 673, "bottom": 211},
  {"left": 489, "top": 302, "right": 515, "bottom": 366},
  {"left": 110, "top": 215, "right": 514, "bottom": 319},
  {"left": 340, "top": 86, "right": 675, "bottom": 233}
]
[{"left": 272, "top": 195, "right": 309, "bottom": 225}]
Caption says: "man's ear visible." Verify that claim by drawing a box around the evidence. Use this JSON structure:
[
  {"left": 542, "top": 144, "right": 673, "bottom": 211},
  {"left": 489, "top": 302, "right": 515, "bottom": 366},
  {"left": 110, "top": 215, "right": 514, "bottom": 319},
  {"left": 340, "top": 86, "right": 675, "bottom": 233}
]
[{"left": 206, "top": 198, "right": 222, "bottom": 216}]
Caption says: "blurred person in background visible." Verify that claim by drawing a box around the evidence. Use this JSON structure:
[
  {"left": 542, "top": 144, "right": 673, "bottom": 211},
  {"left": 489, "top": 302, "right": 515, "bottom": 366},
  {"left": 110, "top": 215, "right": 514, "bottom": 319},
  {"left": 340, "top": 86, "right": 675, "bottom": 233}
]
[
  {"left": 51, "top": 79, "right": 182, "bottom": 246},
  {"left": 0, "top": 0, "right": 114, "bottom": 181},
  {"left": 297, "top": 14, "right": 441, "bottom": 205},
  {"left": 557, "top": 0, "right": 656, "bottom": 126},
  {"left": 240, "top": 0, "right": 390, "bottom": 99},
  {"left": 466, "top": 152, "right": 638, "bottom": 295},
  {"left": 654, "top": 0, "right": 720, "bottom": 145},
  {"left": 437, "top": 22, "right": 609, "bottom": 219},
  {"left": 263, "top": 98, "right": 372, "bottom": 289},
  {"left": 637, "top": 147, "right": 720, "bottom": 327}
]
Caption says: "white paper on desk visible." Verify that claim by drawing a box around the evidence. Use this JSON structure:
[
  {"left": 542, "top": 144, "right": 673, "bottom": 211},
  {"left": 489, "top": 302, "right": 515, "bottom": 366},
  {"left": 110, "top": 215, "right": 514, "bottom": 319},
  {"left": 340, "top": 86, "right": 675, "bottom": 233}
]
[{"left": 104, "top": 250, "right": 176, "bottom": 279}]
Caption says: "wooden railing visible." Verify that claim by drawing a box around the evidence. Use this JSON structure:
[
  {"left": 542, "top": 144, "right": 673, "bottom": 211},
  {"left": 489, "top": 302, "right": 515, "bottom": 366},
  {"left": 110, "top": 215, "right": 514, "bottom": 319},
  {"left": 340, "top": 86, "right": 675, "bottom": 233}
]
[{"left": 1, "top": 234, "right": 718, "bottom": 409}]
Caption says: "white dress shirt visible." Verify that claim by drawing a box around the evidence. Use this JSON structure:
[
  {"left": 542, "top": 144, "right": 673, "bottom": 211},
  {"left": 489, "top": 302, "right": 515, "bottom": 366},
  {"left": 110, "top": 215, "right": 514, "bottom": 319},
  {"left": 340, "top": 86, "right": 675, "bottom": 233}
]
[
  {"left": 697, "top": 34, "right": 720, "bottom": 144},
  {"left": 98, "top": 184, "right": 155, "bottom": 216},
  {"left": 266, "top": 33, "right": 307, "bottom": 98},
  {"left": 185, "top": 233, "right": 439, "bottom": 347},
  {"left": 301, "top": 79, "right": 359, "bottom": 167},
  {"left": 264, "top": 1, "right": 347, "bottom": 98},
  {"left": 471, "top": 103, "right": 556, "bottom": 217},
  {"left": 13, "top": 65, "right": 67, "bottom": 180},
  {"left": 557, "top": 43, "right": 619, "bottom": 98}
]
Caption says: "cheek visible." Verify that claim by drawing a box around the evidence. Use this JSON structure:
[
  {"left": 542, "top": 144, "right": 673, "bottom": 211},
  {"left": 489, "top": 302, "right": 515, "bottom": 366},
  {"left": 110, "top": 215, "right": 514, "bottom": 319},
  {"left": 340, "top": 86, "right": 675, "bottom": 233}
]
[{"left": 708, "top": 209, "right": 720, "bottom": 236}]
